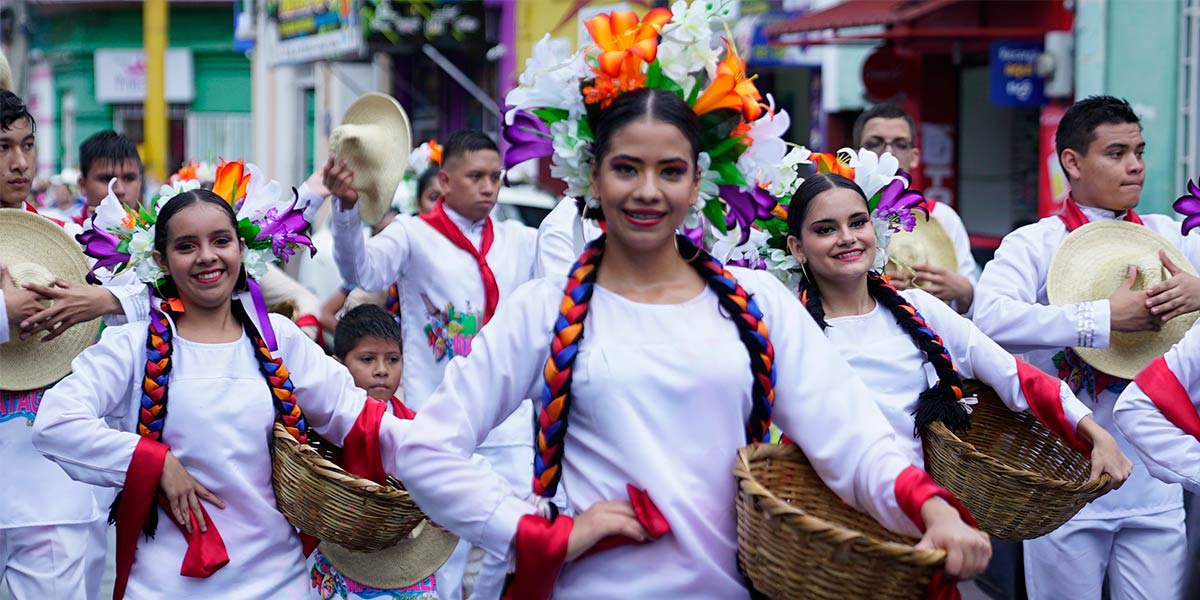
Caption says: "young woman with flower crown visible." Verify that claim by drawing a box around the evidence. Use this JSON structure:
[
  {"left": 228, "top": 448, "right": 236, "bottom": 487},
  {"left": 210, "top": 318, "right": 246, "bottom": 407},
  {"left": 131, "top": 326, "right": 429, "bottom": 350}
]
[
  {"left": 31, "top": 175, "right": 407, "bottom": 598},
  {"left": 389, "top": 84, "right": 996, "bottom": 598},
  {"left": 782, "top": 170, "right": 1132, "bottom": 490}
]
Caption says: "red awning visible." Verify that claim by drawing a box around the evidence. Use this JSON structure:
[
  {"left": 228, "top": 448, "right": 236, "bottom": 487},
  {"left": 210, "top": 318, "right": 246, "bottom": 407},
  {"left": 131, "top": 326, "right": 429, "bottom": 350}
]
[{"left": 765, "top": 0, "right": 960, "bottom": 36}]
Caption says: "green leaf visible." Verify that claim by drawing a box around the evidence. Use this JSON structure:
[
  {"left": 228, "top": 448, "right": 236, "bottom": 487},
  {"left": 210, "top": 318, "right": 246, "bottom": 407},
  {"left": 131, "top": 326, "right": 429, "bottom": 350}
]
[
  {"left": 698, "top": 109, "right": 742, "bottom": 156},
  {"left": 713, "top": 160, "right": 747, "bottom": 188},
  {"left": 707, "top": 134, "right": 745, "bottom": 161},
  {"left": 686, "top": 78, "right": 702, "bottom": 105},
  {"left": 703, "top": 199, "right": 728, "bottom": 234},
  {"left": 532, "top": 108, "right": 569, "bottom": 124},
  {"left": 645, "top": 60, "right": 663, "bottom": 88},
  {"left": 116, "top": 239, "right": 130, "bottom": 254}
]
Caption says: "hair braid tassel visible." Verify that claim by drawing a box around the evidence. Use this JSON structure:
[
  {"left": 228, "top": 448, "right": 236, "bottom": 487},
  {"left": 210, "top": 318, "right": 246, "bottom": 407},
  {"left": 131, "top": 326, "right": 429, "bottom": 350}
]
[
  {"left": 250, "top": 334, "right": 309, "bottom": 444},
  {"left": 534, "top": 238, "right": 605, "bottom": 499},
  {"left": 138, "top": 308, "right": 174, "bottom": 441}
]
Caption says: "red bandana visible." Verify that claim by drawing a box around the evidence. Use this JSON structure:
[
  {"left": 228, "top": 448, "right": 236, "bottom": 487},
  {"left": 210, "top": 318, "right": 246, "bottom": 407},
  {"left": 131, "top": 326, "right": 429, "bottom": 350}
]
[
  {"left": 419, "top": 199, "right": 499, "bottom": 324},
  {"left": 1056, "top": 195, "right": 1142, "bottom": 232}
]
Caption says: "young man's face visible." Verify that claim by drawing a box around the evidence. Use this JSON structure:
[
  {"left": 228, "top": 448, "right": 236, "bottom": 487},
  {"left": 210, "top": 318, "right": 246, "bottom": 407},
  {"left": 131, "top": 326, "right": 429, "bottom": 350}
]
[
  {"left": 80, "top": 158, "right": 143, "bottom": 209},
  {"left": 0, "top": 117, "right": 35, "bottom": 209},
  {"left": 860, "top": 117, "right": 920, "bottom": 171},
  {"left": 438, "top": 149, "right": 502, "bottom": 222},
  {"left": 1062, "top": 122, "right": 1145, "bottom": 212}
]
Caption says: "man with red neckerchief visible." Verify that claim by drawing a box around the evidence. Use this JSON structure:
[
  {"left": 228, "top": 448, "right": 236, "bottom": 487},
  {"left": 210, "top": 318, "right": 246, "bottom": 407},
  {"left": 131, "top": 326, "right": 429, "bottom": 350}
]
[
  {"left": 975, "top": 96, "right": 1200, "bottom": 600},
  {"left": 325, "top": 129, "right": 537, "bottom": 598}
]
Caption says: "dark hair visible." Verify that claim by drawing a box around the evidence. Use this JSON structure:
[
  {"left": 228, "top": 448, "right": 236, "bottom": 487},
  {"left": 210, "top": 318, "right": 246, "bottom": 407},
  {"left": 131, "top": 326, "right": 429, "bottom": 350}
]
[
  {"left": 333, "top": 304, "right": 403, "bottom": 359},
  {"left": 416, "top": 165, "right": 440, "bottom": 200},
  {"left": 153, "top": 189, "right": 247, "bottom": 297},
  {"left": 786, "top": 172, "right": 969, "bottom": 435},
  {"left": 441, "top": 130, "right": 499, "bottom": 167},
  {"left": 80, "top": 130, "right": 142, "bottom": 177},
  {"left": 852, "top": 103, "right": 914, "bottom": 148},
  {"left": 1055, "top": 96, "right": 1141, "bottom": 177},
  {"left": 0, "top": 90, "right": 36, "bottom": 133}
]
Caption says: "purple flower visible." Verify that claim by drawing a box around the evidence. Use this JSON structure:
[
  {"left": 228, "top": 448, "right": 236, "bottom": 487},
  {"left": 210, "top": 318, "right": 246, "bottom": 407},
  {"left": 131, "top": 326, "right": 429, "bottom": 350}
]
[
  {"left": 502, "top": 110, "right": 554, "bottom": 171},
  {"left": 76, "top": 227, "right": 130, "bottom": 284},
  {"left": 256, "top": 196, "right": 316, "bottom": 262},
  {"left": 1173, "top": 179, "right": 1200, "bottom": 236},
  {"left": 719, "top": 185, "right": 778, "bottom": 243},
  {"left": 873, "top": 179, "right": 928, "bottom": 233}
]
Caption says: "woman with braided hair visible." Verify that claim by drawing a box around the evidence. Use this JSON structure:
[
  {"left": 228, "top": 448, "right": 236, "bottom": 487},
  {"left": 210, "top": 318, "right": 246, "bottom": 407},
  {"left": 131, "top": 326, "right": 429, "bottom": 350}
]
[
  {"left": 389, "top": 87, "right": 992, "bottom": 599},
  {"left": 784, "top": 172, "right": 1131, "bottom": 484},
  {"left": 32, "top": 189, "right": 404, "bottom": 598}
]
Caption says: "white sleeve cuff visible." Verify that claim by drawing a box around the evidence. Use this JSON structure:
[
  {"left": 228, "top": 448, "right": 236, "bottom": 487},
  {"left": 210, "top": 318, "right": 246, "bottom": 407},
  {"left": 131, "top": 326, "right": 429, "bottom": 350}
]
[
  {"left": 332, "top": 197, "right": 362, "bottom": 226},
  {"left": 479, "top": 494, "right": 537, "bottom": 560},
  {"left": 1073, "top": 300, "right": 1110, "bottom": 349},
  {"left": 107, "top": 283, "right": 149, "bottom": 325},
  {"left": 1059, "top": 380, "right": 1092, "bottom": 427},
  {"left": 297, "top": 182, "right": 328, "bottom": 224}
]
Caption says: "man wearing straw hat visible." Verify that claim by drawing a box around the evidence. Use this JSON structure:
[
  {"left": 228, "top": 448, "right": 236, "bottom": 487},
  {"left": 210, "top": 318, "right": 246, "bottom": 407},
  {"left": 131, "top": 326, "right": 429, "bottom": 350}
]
[
  {"left": 975, "top": 96, "right": 1200, "bottom": 600},
  {"left": 324, "top": 100, "right": 538, "bottom": 596},
  {"left": 855, "top": 104, "right": 977, "bottom": 314}
]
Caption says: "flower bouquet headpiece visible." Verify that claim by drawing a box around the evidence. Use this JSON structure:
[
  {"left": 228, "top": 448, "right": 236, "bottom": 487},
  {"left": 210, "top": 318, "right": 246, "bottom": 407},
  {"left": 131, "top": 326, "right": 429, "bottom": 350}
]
[{"left": 409, "top": 139, "right": 444, "bottom": 175}]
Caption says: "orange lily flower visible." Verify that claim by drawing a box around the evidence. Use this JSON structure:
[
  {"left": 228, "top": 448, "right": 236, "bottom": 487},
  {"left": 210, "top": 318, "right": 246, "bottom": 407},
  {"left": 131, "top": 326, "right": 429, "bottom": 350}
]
[
  {"left": 428, "top": 139, "right": 444, "bottom": 166},
  {"left": 692, "top": 39, "right": 764, "bottom": 120},
  {"left": 583, "top": 55, "right": 647, "bottom": 108},
  {"left": 585, "top": 7, "right": 672, "bottom": 78},
  {"left": 170, "top": 161, "right": 199, "bottom": 185},
  {"left": 212, "top": 159, "right": 250, "bottom": 206},
  {"left": 811, "top": 152, "right": 855, "bottom": 179}
]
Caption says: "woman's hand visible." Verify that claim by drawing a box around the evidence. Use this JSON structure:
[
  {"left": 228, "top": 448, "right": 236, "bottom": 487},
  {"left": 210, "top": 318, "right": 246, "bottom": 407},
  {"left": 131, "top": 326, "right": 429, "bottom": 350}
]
[
  {"left": 1076, "top": 416, "right": 1133, "bottom": 492},
  {"left": 160, "top": 452, "right": 225, "bottom": 534},
  {"left": 914, "top": 498, "right": 991, "bottom": 580},
  {"left": 565, "top": 501, "right": 647, "bottom": 561}
]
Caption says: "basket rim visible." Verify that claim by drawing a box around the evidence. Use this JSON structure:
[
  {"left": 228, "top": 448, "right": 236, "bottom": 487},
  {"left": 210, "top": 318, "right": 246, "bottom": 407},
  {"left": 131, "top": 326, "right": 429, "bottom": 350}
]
[
  {"left": 735, "top": 444, "right": 947, "bottom": 567},
  {"left": 271, "top": 422, "right": 411, "bottom": 500},
  {"left": 924, "top": 422, "right": 1110, "bottom": 494}
]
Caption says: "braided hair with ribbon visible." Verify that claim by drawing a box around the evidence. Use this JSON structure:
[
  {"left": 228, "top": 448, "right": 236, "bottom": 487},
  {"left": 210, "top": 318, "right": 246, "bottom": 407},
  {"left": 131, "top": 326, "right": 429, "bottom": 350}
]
[
  {"left": 788, "top": 173, "right": 969, "bottom": 435},
  {"left": 533, "top": 234, "right": 776, "bottom": 499}
]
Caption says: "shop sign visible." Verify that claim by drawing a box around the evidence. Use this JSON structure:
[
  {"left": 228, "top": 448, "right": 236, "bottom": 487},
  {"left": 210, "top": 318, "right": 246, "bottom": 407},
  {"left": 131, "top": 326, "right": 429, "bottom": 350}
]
[
  {"left": 1038, "top": 104, "right": 1069, "bottom": 216},
  {"left": 990, "top": 40, "right": 1045, "bottom": 107},
  {"left": 94, "top": 49, "right": 195, "bottom": 104},
  {"left": 270, "top": 0, "right": 364, "bottom": 64},
  {"left": 362, "top": 0, "right": 486, "bottom": 48}
]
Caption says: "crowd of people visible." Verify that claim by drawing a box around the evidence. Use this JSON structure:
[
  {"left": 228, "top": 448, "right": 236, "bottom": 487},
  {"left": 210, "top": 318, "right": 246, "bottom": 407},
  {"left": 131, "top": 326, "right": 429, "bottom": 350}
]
[{"left": 4, "top": 4, "right": 1200, "bottom": 599}]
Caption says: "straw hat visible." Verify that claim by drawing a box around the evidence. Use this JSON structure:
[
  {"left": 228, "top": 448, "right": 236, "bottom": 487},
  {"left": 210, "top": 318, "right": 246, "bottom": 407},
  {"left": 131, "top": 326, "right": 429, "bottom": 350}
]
[
  {"left": 0, "top": 209, "right": 102, "bottom": 391},
  {"left": 1047, "top": 220, "right": 1199, "bottom": 379},
  {"left": 328, "top": 93, "right": 412, "bottom": 227},
  {"left": 319, "top": 520, "right": 457, "bottom": 589},
  {"left": 0, "top": 50, "right": 12, "bottom": 91},
  {"left": 886, "top": 211, "right": 959, "bottom": 289}
]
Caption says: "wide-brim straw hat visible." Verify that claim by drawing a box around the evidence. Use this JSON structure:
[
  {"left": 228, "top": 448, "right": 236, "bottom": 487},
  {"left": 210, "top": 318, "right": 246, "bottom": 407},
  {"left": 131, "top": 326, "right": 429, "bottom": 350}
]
[
  {"left": 1048, "top": 220, "right": 1198, "bottom": 379},
  {"left": 0, "top": 50, "right": 12, "bottom": 91},
  {"left": 886, "top": 211, "right": 958, "bottom": 288},
  {"left": 319, "top": 520, "right": 458, "bottom": 589},
  {"left": 328, "top": 93, "right": 411, "bottom": 227},
  {"left": 0, "top": 209, "right": 102, "bottom": 390}
]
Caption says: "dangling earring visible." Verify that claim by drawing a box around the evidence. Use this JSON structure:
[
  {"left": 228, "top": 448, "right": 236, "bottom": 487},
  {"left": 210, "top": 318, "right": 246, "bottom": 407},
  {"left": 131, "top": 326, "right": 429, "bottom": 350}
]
[
  {"left": 798, "top": 260, "right": 810, "bottom": 283},
  {"left": 584, "top": 193, "right": 601, "bottom": 210}
]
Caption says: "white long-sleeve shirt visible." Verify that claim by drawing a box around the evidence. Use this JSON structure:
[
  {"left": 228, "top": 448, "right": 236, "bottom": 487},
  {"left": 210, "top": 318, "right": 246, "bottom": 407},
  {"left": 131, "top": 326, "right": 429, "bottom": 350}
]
[
  {"left": 1114, "top": 323, "right": 1200, "bottom": 492},
  {"left": 974, "top": 206, "right": 1200, "bottom": 519},
  {"left": 388, "top": 268, "right": 943, "bottom": 599},
  {"left": 533, "top": 197, "right": 604, "bottom": 282},
  {"left": 825, "top": 288, "right": 1090, "bottom": 467},
  {"left": 33, "top": 314, "right": 384, "bottom": 598}
]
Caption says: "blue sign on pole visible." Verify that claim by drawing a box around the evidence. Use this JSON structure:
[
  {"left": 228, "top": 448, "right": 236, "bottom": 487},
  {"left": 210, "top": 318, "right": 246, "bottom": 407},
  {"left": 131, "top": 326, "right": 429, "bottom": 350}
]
[{"left": 990, "top": 40, "right": 1045, "bottom": 107}]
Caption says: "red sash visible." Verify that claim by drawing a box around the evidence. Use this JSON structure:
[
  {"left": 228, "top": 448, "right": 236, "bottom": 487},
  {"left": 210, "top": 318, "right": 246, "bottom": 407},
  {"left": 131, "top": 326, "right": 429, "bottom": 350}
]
[
  {"left": 1134, "top": 357, "right": 1200, "bottom": 442},
  {"left": 419, "top": 200, "right": 499, "bottom": 324},
  {"left": 22, "top": 201, "right": 66, "bottom": 227},
  {"left": 1055, "top": 196, "right": 1142, "bottom": 231}
]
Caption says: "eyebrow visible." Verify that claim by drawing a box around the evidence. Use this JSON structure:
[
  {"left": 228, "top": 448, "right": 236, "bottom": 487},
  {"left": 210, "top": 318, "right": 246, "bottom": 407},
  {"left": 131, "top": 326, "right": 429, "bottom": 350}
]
[
  {"left": 610, "top": 154, "right": 690, "bottom": 164},
  {"left": 171, "top": 228, "right": 235, "bottom": 241},
  {"left": 810, "top": 212, "right": 870, "bottom": 225},
  {"left": 0, "top": 134, "right": 34, "bottom": 144}
]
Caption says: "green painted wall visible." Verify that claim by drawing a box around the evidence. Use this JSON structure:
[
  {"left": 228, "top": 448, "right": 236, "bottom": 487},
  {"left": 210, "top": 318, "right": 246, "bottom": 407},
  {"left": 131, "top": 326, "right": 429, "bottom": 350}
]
[{"left": 1075, "top": 0, "right": 1180, "bottom": 215}]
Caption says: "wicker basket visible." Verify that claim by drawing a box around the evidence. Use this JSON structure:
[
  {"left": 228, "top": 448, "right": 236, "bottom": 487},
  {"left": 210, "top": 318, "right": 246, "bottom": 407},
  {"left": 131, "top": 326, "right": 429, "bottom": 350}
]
[
  {"left": 735, "top": 443, "right": 946, "bottom": 600},
  {"left": 270, "top": 422, "right": 425, "bottom": 552},
  {"left": 922, "top": 380, "right": 1109, "bottom": 540}
]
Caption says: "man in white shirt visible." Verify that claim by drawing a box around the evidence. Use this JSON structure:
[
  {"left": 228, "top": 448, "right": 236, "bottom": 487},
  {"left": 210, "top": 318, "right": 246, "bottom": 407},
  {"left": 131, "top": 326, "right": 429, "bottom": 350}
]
[{"left": 854, "top": 104, "right": 977, "bottom": 313}]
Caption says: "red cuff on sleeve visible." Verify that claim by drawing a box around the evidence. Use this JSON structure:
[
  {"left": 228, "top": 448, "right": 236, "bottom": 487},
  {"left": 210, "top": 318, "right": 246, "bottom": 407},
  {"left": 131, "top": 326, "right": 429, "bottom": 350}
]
[
  {"left": 894, "top": 466, "right": 974, "bottom": 600},
  {"left": 502, "top": 514, "right": 574, "bottom": 600},
  {"left": 1135, "top": 356, "right": 1200, "bottom": 441},
  {"left": 1017, "top": 359, "right": 1092, "bottom": 455}
]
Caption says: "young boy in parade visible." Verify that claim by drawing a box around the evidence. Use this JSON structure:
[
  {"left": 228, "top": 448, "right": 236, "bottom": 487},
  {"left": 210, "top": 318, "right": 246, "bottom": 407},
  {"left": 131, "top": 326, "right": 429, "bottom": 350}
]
[
  {"left": 784, "top": 171, "right": 1130, "bottom": 484},
  {"left": 974, "top": 95, "right": 1199, "bottom": 599},
  {"left": 854, "top": 104, "right": 976, "bottom": 313},
  {"left": 324, "top": 127, "right": 538, "bottom": 595}
]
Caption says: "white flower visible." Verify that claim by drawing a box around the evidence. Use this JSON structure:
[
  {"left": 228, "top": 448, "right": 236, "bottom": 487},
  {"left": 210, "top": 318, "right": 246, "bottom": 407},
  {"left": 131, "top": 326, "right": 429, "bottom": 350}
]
[
  {"left": 92, "top": 178, "right": 131, "bottom": 232},
  {"left": 504, "top": 34, "right": 588, "bottom": 125},
  {"left": 195, "top": 162, "right": 217, "bottom": 183},
  {"left": 410, "top": 142, "right": 436, "bottom": 174},
  {"left": 241, "top": 247, "right": 273, "bottom": 280},
  {"left": 710, "top": 223, "right": 768, "bottom": 264},
  {"left": 697, "top": 152, "right": 720, "bottom": 207},
  {"left": 768, "top": 146, "right": 812, "bottom": 198},
  {"left": 549, "top": 119, "right": 593, "bottom": 198},
  {"left": 765, "top": 248, "right": 801, "bottom": 290},
  {"left": 872, "top": 218, "right": 892, "bottom": 272},
  {"left": 838, "top": 147, "right": 902, "bottom": 199},
  {"left": 736, "top": 96, "right": 791, "bottom": 190},
  {"left": 657, "top": 0, "right": 721, "bottom": 93},
  {"left": 135, "top": 258, "right": 164, "bottom": 284},
  {"left": 157, "top": 179, "right": 200, "bottom": 202},
  {"left": 236, "top": 163, "right": 284, "bottom": 222},
  {"left": 129, "top": 225, "right": 162, "bottom": 283}
]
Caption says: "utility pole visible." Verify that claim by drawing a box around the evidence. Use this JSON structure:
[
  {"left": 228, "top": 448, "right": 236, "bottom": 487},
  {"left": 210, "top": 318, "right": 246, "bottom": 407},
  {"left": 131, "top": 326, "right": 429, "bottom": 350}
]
[{"left": 144, "top": 0, "right": 168, "bottom": 182}]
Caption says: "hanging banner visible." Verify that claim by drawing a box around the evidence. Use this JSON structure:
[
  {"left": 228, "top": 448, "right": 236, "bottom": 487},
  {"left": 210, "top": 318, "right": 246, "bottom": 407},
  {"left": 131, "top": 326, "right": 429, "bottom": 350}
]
[
  {"left": 362, "top": 0, "right": 486, "bottom": 49},
  {"left": 94, "top": 49, "right": 195, "bottom": 103},
  {"left": 269, "top": 0, "right": 364, "bottom": 64}
]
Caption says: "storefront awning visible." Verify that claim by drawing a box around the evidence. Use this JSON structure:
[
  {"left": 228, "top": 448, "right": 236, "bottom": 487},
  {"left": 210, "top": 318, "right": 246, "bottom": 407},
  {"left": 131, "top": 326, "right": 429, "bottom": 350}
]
[
  {"left": 764, "top": 0, "right": 1056, "bottom": 43},
  {"left": 765, "top": 0, "right": 958, "bottom": 36}
]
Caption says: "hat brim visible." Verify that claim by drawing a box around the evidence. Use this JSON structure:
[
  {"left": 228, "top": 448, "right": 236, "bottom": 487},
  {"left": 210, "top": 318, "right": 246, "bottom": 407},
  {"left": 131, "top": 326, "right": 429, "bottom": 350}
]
[
  {"left": 1048, "top": 220, "right": 1198, "bottom": 379},
  {"left": 886, "top": 211, "right": 959, "bottom": 287},
  {"left": 0, "top": 209, "right": 101, "bottom": 390},
  {"left": 329, "top": 93, "right": 411, "bottom": 226},
  {"left": 319, "top": 520, "right": 458, "bottom": 590}
]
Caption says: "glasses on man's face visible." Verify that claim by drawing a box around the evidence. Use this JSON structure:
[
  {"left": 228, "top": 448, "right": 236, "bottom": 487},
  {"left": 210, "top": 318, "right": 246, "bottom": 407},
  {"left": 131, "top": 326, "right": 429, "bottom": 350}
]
[{"left": 862, "top": 137, "right": 912, "bottom": 152}]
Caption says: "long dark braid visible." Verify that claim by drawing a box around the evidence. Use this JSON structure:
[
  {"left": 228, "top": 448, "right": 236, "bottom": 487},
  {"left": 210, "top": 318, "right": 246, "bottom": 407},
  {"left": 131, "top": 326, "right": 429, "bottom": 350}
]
[{"left": 533, "top": 234, "right": 777, "bottom": 499}]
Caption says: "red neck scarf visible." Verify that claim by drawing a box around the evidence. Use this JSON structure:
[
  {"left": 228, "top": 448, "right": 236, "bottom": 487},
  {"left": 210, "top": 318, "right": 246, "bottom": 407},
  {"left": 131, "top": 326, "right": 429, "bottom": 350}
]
[
  {"left": 1056, "top": 195, "right": 1142, "bottom": 232},
  {"left": 419, "top": 199, "right": 498, "bottom": 324}
]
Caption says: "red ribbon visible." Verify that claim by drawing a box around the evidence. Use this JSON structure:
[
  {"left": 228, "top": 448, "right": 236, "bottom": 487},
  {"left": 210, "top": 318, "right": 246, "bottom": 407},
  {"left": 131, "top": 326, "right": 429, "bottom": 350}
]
[
  {"left": 1017, "top": 359, "right": 1092, "bottom": 455},
  {"left": 1135, "top": 356, "right": 1200, "bottom": 441},
  {"left": 894, "top": 466, "right": 978, "bottom": 600},
  {"left": 419, "top": 199, "right": 499, "bottom": 324},
  {"left": 294, "top": 313, "right": 324, "bottom": 344},
  {"left": 579, "top": 484, "right": 670, "bottom": 559},
  {"left": 22, "top": 201, "right": 66, "bottom": 227},
  {"left": 1056, "top": 195, "right": 1142, "bottom": 232},
  {"left": 114, "top": 438, "right": 230, "bottom": 600}
]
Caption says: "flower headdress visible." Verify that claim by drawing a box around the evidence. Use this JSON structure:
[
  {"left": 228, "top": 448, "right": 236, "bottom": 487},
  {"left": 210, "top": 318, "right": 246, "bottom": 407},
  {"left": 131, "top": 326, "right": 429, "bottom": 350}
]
[
  {"left": 168, "top": 160, "right": 217, "bottom": 186},
  {"left": 501, "top": 0, "right": 799, "bottom": 261},
  {"left": 78, "top": 159, "right": 317, "bottom": 288},
  {"left": 409, "top": 139, "right": 444, "bottom": 175}
]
